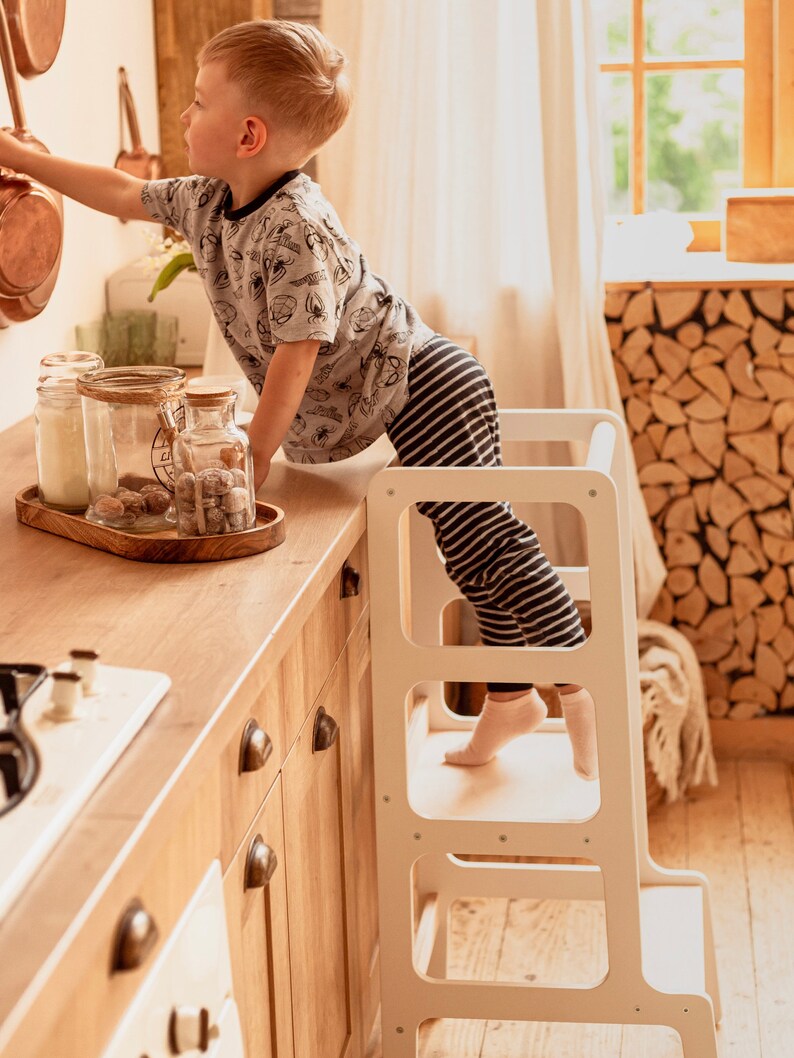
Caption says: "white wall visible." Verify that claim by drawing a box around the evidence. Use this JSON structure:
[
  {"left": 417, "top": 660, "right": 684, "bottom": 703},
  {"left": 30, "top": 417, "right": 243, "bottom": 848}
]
[{"left": 0, "top": 0, "right": 162, "bottom": 429}]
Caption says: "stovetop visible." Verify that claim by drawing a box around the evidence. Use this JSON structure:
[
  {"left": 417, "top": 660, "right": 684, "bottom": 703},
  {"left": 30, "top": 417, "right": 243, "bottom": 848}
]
[{"left": 0, "top": 661, "right": 170, "bottom": 918}]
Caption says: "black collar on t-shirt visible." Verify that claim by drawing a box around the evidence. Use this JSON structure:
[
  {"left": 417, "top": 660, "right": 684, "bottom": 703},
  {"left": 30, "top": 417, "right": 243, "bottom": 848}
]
[{"left": 223, "top": 169, "right": 302, "bottom": 221}]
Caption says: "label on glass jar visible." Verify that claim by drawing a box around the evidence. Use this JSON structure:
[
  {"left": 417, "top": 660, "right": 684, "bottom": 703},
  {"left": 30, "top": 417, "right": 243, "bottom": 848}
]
[{"left": 150, "top": 405, "right": 184, "bottom": 493}]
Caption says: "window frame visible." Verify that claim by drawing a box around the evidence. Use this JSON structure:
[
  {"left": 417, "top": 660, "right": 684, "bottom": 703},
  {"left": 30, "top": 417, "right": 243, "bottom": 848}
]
[{"left": 599, "top": 0, "right": 783, "bottom": 251}]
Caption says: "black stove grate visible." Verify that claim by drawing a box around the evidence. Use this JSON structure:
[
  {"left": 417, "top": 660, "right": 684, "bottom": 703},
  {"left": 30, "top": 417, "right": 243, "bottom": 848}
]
[{"left": 0, "top": 664, "right": 46, "bottom": 816}]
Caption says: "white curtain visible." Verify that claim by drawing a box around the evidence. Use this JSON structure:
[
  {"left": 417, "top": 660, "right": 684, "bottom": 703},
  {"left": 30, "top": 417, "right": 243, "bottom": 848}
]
[{"left": 321, "top": 0, "right": 665, "bottom": 616}]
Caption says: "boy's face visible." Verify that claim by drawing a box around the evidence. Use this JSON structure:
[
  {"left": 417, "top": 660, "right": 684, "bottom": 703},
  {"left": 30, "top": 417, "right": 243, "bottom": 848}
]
[{"left": 180, "top": 61, "right": 249, "bottom": 178}]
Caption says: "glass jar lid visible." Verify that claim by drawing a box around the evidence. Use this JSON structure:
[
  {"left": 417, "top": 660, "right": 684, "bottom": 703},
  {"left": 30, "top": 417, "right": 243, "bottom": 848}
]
[
  {"left": 39, "top": 351, "right": 104, "bottom": 382},
  {"left": 183, "top": 386, "right": 236, "bottom": 407},
  {"left": 76, "top": 366, "right": 185, "bottom": 405}
]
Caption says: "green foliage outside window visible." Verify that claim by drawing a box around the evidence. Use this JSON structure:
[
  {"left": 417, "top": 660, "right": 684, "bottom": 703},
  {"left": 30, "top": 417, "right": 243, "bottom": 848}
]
[{"left": 602, "top": 11, "right": 742, "bottom": 214}]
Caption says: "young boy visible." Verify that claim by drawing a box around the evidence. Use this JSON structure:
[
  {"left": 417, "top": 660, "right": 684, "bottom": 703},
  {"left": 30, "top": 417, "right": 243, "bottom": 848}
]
[{"left": 0, "top": 19, "right": 597, "bottom": 778}]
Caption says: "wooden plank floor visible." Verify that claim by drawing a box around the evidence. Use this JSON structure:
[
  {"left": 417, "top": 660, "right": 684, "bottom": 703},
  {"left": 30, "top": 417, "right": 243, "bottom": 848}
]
[{"left": 369, "top": 760, "right": 794, "bottom": 1058}]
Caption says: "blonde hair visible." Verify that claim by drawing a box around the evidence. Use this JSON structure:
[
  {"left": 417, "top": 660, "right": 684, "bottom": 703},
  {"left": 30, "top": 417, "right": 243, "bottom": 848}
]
[{"left": 198, "top": 19, "right": 352, "bottom": 155}]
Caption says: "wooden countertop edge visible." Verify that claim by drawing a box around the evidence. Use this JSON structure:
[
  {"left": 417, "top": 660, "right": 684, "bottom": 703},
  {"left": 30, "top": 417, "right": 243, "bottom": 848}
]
[{"left": 0, "top": 419, "right": 392, "bottom": 1056}]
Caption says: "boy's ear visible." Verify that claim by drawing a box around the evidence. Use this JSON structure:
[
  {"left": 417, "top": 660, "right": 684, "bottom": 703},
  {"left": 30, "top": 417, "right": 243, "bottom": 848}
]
[{"left": 237, "top": 116, "right": 267, "bottom": 158}]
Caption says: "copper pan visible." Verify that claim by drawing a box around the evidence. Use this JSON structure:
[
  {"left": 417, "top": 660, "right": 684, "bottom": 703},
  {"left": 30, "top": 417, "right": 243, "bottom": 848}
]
[
  {"left": 5, "top": 0, "right": 66, "bottom": 78},
  {"left": 115, "top": 67, "right": 163, "bottom": 180},
  {"left": 0, "top": 0, "right": 62, "bottom": 326}
]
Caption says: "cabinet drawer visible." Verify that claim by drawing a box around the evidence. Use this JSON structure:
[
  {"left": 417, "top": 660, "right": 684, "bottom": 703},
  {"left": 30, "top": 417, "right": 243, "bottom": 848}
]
[
  {"left": 219, "top": 664, "right": 286, "bottom": 869},
  {"left": 32, "top": 773, "right": 222, "bottom": 1058},
  {"left": 224, "top": 776, "right": 293, "bottom": 1058},
  {"left": 281, "top": 534, "right": 370, "bottom": 754},
  {"left": 282, "top": 668, "right": 352, "bottom": 1058}
]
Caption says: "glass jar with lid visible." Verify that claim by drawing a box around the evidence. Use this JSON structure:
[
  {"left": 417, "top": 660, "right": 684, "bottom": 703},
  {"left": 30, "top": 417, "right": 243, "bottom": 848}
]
[
  {"left": 171, "top": 387, "right": 256, "bottom": 537},
  {"left": 33, "top": 352, "right": 104, "bottom": 513},
  {"left": 77, "top": 366, "right": 185, "bottom": 532}
]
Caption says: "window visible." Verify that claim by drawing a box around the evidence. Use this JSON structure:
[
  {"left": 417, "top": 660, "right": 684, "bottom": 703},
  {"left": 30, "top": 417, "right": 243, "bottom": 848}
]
[{"left": 594, "top": 0, "right": 790, "bottom": 251}]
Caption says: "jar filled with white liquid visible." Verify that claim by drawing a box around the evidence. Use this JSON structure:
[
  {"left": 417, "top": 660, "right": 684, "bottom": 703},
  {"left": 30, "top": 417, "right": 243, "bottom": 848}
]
[
  {"left": 34, "top": 352, "right": 104, "bottom": 513},
  {"left": 35, "top": 379, "right": 92, "bottom": 511}
]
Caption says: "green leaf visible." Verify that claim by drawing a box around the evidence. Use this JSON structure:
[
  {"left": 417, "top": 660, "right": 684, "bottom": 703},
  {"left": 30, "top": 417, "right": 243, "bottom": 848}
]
[{"left": 147, "top": 252, "right": 197, "bottom": 301}]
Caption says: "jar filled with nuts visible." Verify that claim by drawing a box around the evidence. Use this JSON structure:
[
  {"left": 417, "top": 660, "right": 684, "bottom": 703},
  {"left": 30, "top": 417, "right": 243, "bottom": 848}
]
[
  {"left": 171, "top": 387, "right": 256, "bottom": 537},
  {"left": 77, "top": 366, "right": 185, "bottom": 532}
]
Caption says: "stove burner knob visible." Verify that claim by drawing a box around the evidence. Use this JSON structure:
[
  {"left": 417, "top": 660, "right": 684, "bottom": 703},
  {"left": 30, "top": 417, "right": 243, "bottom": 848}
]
[
  {"left": 69, "top": 649, "right": 100, "bottom": 695},
  {"left": 50, "top": 671, "right": 82, "bottom": 721},
  {"left": 169, "top": 1005, "right": 213, "bottom": 1054}
]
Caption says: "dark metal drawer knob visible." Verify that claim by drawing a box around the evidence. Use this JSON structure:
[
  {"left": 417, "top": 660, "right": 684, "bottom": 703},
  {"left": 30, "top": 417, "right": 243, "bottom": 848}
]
[
  {"left": 245, "top": 835, "right": 278, "bottom": 890},
  {"left": 312, "top": 706, "right": 339, "bottom": 752},
  {"left": 112, "top": 899, "right": 158, "bottom": 972},
  {"left": 239, "top": 718, "right": 273, "bottom": 774},
  {"left": 340, "top": 561, "right": 361, "bottom": 598}
]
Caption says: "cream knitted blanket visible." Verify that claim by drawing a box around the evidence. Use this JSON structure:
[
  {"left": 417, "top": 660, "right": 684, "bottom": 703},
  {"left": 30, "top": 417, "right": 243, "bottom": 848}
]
[{"left": 637, "top": 618, "right": 718, "bottom": 802}]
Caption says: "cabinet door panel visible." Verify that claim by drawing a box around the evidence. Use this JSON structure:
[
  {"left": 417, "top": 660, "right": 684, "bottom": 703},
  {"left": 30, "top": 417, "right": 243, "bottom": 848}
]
[
  {"left": 224, "top": 776, "right": 293, "bottom": 1058},
  {"left": 282, "top": 670, "right": 351, "bottom": 1058},
  {"left": 340, "top": 615, "right": 379, "bottom": 1050}
]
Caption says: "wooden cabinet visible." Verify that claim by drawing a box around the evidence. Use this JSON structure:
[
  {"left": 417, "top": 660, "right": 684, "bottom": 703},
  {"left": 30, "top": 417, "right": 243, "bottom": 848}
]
[
  {"left": 282, "top": 675, "right": 351, "bottom": 1058},
  {"left": 222, "top": 540, "right": 375, "bottom": 1058},
  {"left": 17, "top": 541, "right": 378, "bottom": 1058},
  {"left": 224, "top": 777, "right": 293, "bottom": 1058},
  {"left": 224, "top": 602, "right": 377, "bottom": 1058}
]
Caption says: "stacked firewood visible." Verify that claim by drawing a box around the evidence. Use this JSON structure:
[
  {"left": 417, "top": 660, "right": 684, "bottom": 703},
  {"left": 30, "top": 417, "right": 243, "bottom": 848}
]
[{"left": 608, "top": 284, "right": 794, "bottom": 718}]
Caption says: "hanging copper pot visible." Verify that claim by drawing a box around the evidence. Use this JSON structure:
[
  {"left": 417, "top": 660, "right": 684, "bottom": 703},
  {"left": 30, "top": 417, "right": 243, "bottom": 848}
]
[
  {"left": 0, "top": 0, "right": 62, "bottom": 327},
  {"left": 115, "top": 67, "right": 164, "bottom": 181},
  {"left": 5, "top": 0, "right": 66, "bottom": 78}
]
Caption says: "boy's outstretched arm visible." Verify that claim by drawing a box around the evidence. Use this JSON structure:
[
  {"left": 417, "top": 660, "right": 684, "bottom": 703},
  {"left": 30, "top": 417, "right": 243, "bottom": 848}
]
[
  {"left": 0, "top": 129, "right": 151, "bottom": 222},
  {"left": 248, "top": 340, "right": 321, "bottom": 491}
]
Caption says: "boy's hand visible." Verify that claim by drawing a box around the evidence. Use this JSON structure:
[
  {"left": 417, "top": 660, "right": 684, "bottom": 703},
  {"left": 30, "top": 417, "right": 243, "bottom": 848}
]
[
  {"left": 253, "top": 455, "right": 271, "bottom": 493},
  {"left": 0, "top": 128, "right": 25, "bottom": 171}
]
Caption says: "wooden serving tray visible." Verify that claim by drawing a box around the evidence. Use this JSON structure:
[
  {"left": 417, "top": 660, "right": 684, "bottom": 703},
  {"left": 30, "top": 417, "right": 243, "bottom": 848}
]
[{"left": 15, "top": 485, "right": 285, "bottom": 563}]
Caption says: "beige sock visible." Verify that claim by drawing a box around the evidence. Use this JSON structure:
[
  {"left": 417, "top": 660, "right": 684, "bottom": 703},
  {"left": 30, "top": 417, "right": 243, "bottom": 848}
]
[
  {"left": 444, "top": 689, "right": 548, "bottom": 766},
  {"left": 561, "top": 688, "right": 598, "bottom": 780}
]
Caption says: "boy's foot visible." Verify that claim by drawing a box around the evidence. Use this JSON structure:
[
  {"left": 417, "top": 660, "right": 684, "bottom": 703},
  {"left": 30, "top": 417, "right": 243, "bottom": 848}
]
[
  {"left": 444, "top": 689, "right": 548, "bottom": 766},
  {"left": 560, "top": 688, "right": 598, "bottom": 780}
]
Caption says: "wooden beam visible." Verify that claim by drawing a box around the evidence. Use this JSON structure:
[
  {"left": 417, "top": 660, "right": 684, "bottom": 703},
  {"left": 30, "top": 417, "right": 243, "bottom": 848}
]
[
  {"left": 710, "top": 717, "right": 794, "bottom": 761},
  {"left": 632, "top": 0, "right": 645, "bottom": 213},
  {"left": 744, "top": 0, "right": 774, "bottom": 187},
  {"left": 774, "top": 0, "right": 794, "bottom": 183}
]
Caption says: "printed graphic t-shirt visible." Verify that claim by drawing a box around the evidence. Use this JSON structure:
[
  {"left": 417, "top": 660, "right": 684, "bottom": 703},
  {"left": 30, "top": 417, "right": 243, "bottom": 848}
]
[{"left": 141, "top": 171, "right": 434, "bottom": 463}]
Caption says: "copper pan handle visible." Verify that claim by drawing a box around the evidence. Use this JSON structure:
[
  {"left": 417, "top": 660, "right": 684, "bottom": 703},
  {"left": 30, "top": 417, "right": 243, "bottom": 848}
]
[
  {"left": 118, "top": 67, "right": 143, "bottom": 151},
  {"left": 0, "top": 1, "right": 27, "bottom": 130}
]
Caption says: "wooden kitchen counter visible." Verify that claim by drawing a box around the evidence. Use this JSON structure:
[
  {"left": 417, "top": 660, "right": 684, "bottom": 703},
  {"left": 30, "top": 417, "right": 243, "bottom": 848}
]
[{"left": 0, "top": 416, "right": 393, "bottom": 1058}]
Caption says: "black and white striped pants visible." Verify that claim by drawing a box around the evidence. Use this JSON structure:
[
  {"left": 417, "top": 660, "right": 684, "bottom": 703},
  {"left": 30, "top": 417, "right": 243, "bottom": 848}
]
[{"left": 386, "top": 335, "right": 585, "bottom": 691}]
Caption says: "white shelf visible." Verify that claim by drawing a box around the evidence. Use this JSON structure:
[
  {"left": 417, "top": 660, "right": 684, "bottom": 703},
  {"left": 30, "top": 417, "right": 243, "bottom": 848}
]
[
  {"left": 640, "top": 884, "right": 707, "bottom": 996},
  {"left": 409, "top": 728, "right": 601, "bottom": 823}
]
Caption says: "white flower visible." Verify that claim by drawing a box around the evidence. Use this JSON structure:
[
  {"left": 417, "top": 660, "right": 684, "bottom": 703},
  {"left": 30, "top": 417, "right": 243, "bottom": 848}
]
[{"left": 137, "top": 231, "right": 192, "bottom": 274}]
